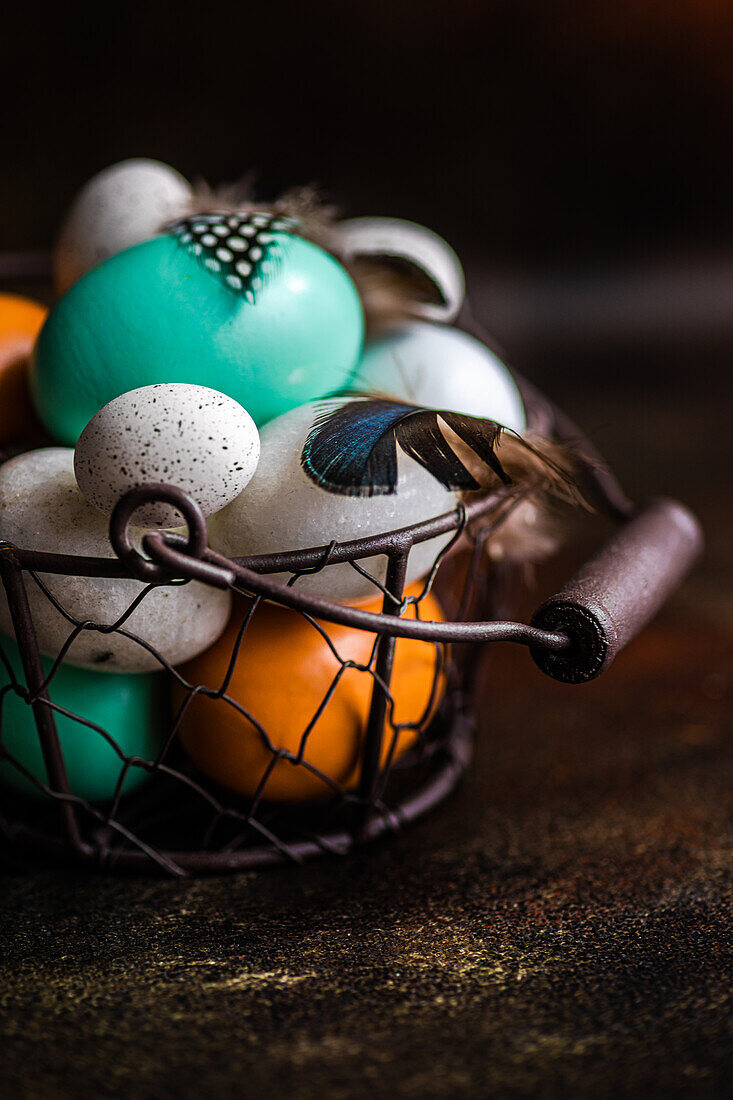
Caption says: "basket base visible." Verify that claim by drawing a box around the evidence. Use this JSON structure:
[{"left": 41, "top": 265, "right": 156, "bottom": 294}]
[{"left": 0, "top": 711, "right": 475, "bottom": 876}]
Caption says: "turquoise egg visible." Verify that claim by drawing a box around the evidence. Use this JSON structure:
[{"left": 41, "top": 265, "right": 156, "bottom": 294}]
[
  {"left": 31, "top": 213, "right": 365, "bottom": 444},
  {"left": 0, "top": 632, "right": 166, "bottom": 802}
]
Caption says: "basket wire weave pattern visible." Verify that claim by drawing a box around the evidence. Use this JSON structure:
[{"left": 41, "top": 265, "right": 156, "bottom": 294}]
[{"left": 0, "top": 478, "right": 540, "bottom": 876}]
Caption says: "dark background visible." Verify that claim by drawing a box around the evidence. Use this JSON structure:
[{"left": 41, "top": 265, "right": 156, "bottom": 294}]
[
  {"left": 4, "top": 0, "right": 733, "bottom": 259},
  {"left": 2, "top": 7, "right": 732, "bottom": 1097},
  {"left": 3, "top": 0, "right": 733, "bottom": 383}
]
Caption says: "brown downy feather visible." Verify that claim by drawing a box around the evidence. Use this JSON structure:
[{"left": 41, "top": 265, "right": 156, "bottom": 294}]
[
  {"left": 181, "top": 174, "right": 258, "bottom": 216},
  {"left": 443, "top": 423, "right": 592, "bottom": 564},
  {"left": 181, "top": 179, "right": 339, "bottom": 242}
]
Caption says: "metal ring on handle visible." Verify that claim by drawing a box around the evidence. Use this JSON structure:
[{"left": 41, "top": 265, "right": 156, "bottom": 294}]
[{"left": 109, "top": 484, "right": 210, "bottom": 583}]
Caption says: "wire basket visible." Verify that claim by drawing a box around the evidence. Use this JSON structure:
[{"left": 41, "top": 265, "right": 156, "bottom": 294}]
[{"left": 0, "top": 267, "right": 703, "bottom": 876}]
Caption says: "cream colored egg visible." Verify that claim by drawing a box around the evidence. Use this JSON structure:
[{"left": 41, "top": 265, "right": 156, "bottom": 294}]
[
  {"left": 351, "top": 321, "right": 527, "bottom": 434},
  {"left": 0, "top": 448, "right": 231, "bottom": 672},
  {"left": 208, "top": 400, "right": 458, "bottom": 603},
  {"left": 74, "top": 384, "right": 260, "bottom": 529},
  {"left": 54, "top": 158, "right": 192, "bottom": 294}
]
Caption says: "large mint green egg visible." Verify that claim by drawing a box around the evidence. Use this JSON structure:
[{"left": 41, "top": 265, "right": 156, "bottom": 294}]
[
  {"left": 0, "top": 632, "right": 166, "bottom": 801},
  {"left": 31, "top": 221, "right": 364, "bottom": 444}
]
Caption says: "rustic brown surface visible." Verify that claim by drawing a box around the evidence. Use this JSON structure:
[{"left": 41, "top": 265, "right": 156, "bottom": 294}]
[{"left": 0, "top": 382, "right": 730, "bottom": 1098}]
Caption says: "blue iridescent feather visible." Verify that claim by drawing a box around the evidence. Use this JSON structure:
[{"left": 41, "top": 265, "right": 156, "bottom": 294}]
[{"left": 301, "top": 398, "right": 512, "bottom": 497}]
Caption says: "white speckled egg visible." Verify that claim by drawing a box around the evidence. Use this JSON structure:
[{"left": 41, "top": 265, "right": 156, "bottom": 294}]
[
  {"left": 0, "top": 448, "right": 231, "bottom": 673},
  {"left": 74, "top": 384, "right": 260, "bottom": 529},
  {"left": 54, "top": 158, "right": 192, "bottom": 294},
  {"left": 208, "top": 400, "right": 457, "bottom": 603},
  {"left": 351, "top": 321, "right": 527, "bottom": 435}
]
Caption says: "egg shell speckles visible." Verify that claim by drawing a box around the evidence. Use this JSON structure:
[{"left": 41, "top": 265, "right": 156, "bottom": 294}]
[
  {"left": 208, "top": 400, "right": 457, "bottom": 603},
  {"left": 0, "top": 448, "right": 231, "bottom": 673},
  {"left": 32, "top": 232, "right": 365, "bottom": 444},
  {"left": 351, "top": 321, "right": 527, "bottom": 435},
  {"left": 54, "top": 158, "right": 193, "bottom": 294},
  {"left": 74, "top": 384, "right": 260, "bottom": 528}
]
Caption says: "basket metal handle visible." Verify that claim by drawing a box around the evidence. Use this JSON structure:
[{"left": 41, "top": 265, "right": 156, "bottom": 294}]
[{"left": 528, "top": 497, "right": 703, "bottom": 683}]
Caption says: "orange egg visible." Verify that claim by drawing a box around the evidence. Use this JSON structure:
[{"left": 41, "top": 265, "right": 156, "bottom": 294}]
[
  {"left": 174, "top": 585, "right": 446, "bottom": 801},
  {"left": 0, "top": 294, "right": 47, "bottom": 446}
]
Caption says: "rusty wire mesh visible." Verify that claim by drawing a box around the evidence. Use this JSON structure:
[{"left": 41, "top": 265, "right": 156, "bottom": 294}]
[{"left": 0, "top": 482, "right": 532, "bottom": 876}]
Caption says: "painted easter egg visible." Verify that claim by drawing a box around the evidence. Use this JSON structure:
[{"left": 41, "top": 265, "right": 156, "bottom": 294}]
[
  {"left": 174, "top": 586, "right": 445, "bottom": 801},
  {"left": 0, "top": 294, "right": 48, "bottom": 447},
  {"left": 74, "top": 384, "right": 260, "bottom": 528},
  {"left": 352, "top": 321, "right": 527, "bottom": 434},
  {"left": 32, "top": 214, "right": 365, "bottom": 444},
  {"left": 207, "top": 400, "right": 458, "bottom": 603},
  {"left": 0, "top": 630, "right": 165, "bottom": 801},
  {"left": 0, "top": 448, "right": 231, "bottom": 673},
  {"left": 54, "top": 158, "right": 192, "bottom": 294}
]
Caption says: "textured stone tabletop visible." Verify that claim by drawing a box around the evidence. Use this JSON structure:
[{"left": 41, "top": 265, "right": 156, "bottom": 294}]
[{"left": 1, "top": 380, "right": 731, "bottom": 1099}]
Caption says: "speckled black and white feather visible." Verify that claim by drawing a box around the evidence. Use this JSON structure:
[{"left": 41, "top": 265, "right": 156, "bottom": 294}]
[{"left": 167, "top": 211, "right": 300, "bottom": 302}]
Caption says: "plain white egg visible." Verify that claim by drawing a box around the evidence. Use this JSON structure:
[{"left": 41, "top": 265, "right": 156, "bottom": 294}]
[
  {"left": 208, "top": 399, "right": 458, "bottom": 603},
  {"left": 351, "top": 321, "right": 527, "bottom": 435},
  {"left": 74, "top": 384, "right": 260, "bottom": 529},
  {"left": 54, "top": 158, "right": 192, "bottom": 294},
  {"left": 0, "top": 448, "right": 231, "bottom": 673}
]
